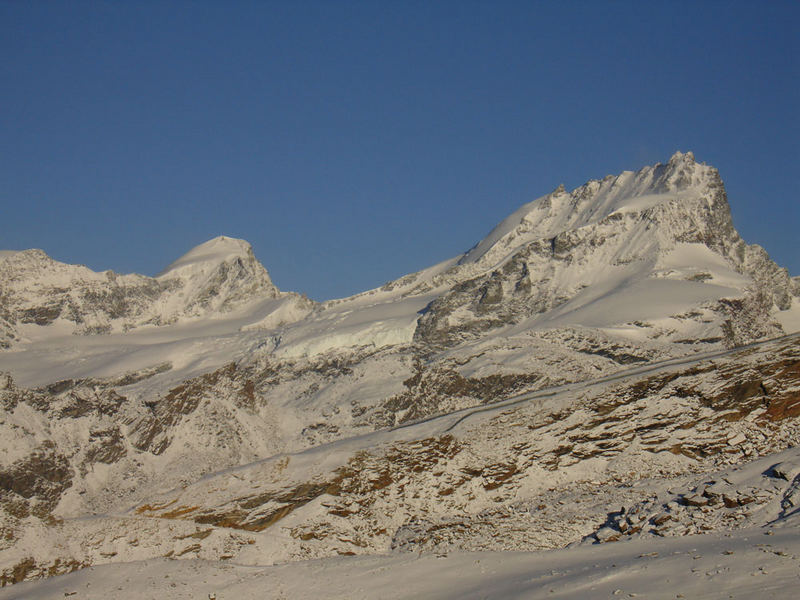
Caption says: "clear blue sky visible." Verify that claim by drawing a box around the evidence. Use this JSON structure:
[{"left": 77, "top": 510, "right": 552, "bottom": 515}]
[{"left": 1, "top": 1, "right": 798, "bottom": 300}]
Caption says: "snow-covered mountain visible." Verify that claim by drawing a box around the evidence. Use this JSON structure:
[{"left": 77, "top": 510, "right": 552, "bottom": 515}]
[
  {"left": 0, "top": 235, "right": 311, "bottom": 348},
  {"left": 2, "top": 152, "right": 797, "bottom": 363},
  {"left": 1, "top": 153, "right": 799, "bottom": 594},
  {"left": 378, "top": 151, "right": 793, "bottom": 351}
]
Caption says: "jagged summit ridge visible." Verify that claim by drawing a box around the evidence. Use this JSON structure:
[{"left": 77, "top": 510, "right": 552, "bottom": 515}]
[
  {"left": 460, "top": 151, "right": 723, "bottom": 268},
  {"left": 412, "top": 152, "right": 797, "bottom": 347}
]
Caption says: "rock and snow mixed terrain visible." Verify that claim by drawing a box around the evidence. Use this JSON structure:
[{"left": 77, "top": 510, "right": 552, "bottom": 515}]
[{"left": 0, "top": 152, "right": 799, "bottom": 597}]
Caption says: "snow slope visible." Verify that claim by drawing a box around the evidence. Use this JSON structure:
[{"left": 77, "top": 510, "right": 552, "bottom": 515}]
[{"left": 4, "top": 525, "right": 798, "bottom": 600}]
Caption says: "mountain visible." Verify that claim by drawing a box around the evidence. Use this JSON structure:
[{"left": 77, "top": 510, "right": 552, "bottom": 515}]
[
  {"left": 0, "top": 153, "right": 799, "bottom": 593},
  {"left": 2, "top": 153, "right": 797, "bottom": 360},
  {"left": 0, "top": 235, "right": 311, "bottom": 348},
  {"left": 409, "top": 151, "right": 794, "bottom": 348}
]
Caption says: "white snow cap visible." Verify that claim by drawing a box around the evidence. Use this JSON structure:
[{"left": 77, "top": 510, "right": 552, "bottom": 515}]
[{"left": 159, "top": 235, "right": 254, "bottom": 276}]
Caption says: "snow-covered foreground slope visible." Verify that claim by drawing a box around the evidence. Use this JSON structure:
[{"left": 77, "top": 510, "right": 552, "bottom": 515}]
[
  {"left": 4, "top": 525, "right": 798, "bottom": 600},
  {"left": 1, "top": 153, "right": 799, "bottom": 594}
]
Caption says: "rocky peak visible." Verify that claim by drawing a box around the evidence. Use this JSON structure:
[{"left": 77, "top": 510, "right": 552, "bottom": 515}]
[
  {"left": 156, "top": 236, "right": 280, "bottom": 317},
  {"left": 653, "top": 150, "right": 702, "bottom": 191},
  {"left": 159, "top": 236, "right": 259, "bottom": 277},
  {"left": 459, "top": 151, "right": 728, "bottom": 272},
  {"left": 0, "top": 236, "right": 283, "bottom": 345},
  {"left": 416, "top": 153, "right": 795, "bottom": 348}
]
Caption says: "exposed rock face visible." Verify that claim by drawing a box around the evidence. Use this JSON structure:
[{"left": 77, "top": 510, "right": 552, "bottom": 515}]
[
  {"left": 0, "top": 363, "right": 283, "bottom": 540},
  {"left": 743, "top": 244, "right": 794, "bottom": 310},
  {"left": 0, "top": 441, "right": 72, "bottom": 520},
  {"left": 373, "top": 361, "right": 543, "bottom": 427},
  {"left": 0, "top": 248, "right": 171, "bottom": 336},
  {"left": 128, "top": 362, "right": 270, "bottom": 457}
]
